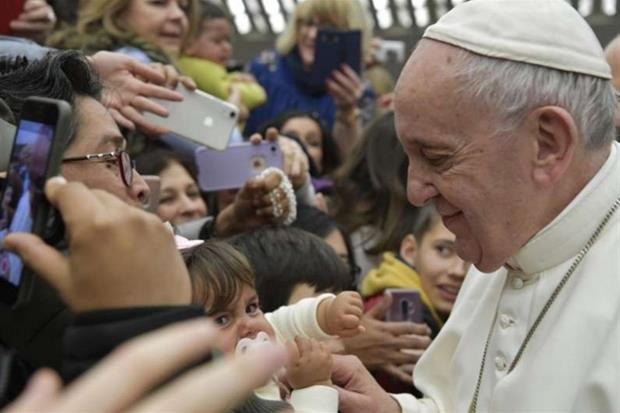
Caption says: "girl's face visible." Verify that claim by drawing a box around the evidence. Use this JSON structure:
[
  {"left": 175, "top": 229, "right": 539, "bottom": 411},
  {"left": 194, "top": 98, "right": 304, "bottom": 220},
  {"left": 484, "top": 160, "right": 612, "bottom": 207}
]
[
  {"left": 186, "top": 18, "right": 232, "bottom": 66},
  {"left": 208, "top": 284, "right": 276, "bottom": 353},
  {"left": 412, "top": 219, "right": 470, "bottom": 317},
  {"left": 157, "top": 161, "right": 207, "bottom": 225},
  {"left": 121, "top": 0, "right": 190, "bottom": 55},
  {"left": 281, "top": 116, "right": 323, "bottom": 172}
]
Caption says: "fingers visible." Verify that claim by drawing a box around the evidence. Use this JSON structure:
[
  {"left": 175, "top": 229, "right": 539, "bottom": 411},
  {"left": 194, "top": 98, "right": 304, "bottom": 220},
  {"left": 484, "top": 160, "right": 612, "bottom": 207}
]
[
  {"left": 44, "top": 177, "right": 105, "bottom": 228},
  {"left": 381, "top": 364, "right": 413, "bottom": 386},
  {"left": 119, "top": 105, "right": 169, "bottom": 136},
  {"left": 366, "top": 293, "right": 392, "bottom": 319},
  {"left": 179, "top": 75, "right": 197, "bottom": 90},
  {"left": 129, "top": 342, "right": 287, "bottom": 413},
  {"left": 2, "top": 233, "right": 70, "bottom": 294},
  {"left": 131, "top": 95, "right": 169, "bottom": 117},
  {"left": 109, "top": 108, "right": 136, "bottom": 131},
  {"left": 56, "top": 319, "right": 219, "bottom": 412},
  {"left": 3, "top": 369, "right": 62, "bottom": 413},
  {"left": 331, "top": 354, "right": 364, "bottom": 386},
  {"left": 381, "top": 320, "right": 432, "bottom": 337},
  {"left": 335, "top": 387, "right": 368, "bottom": 413},
  {"left": 126, "top": 60, "right": 167, "bottom": 85},
  {"left": 137, "top": 82, "right": 184, "bottom": 101}
]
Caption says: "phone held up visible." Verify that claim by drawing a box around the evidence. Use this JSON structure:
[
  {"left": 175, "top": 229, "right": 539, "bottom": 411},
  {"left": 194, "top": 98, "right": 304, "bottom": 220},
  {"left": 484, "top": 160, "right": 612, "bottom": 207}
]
[
  {"left": 0, "top": 97, "right": 71, "bottom": 308},
  {"left": 195, "top": 141, "right": 283, "bottom": 192},
  {"left": 308, "top": 29, "right": 362, "bottom": 91},
  {"left": 144, "top": 85, "right": 239, "bottom": 150},
  {"left": 385, "top": 288, "right": 424, "bottom": 323}
]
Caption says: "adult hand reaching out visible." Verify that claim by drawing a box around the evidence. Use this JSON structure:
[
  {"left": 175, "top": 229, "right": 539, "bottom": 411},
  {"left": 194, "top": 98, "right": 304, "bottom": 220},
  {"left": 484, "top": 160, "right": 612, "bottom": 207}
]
[
  {"left": 341, "top": 294, "right": 431, "bottom": 385},
  {"left": 331, "top": 355, "right": 402, "bottom": 413},
  {"left": 2, "top": 177, "right": 192, "bottom": 312},
  {"left": 89, "top": 52, "right": 186, "bottom": 135},
  {"left": 3, "top": 319, "right": 287, "bottom": 413}
]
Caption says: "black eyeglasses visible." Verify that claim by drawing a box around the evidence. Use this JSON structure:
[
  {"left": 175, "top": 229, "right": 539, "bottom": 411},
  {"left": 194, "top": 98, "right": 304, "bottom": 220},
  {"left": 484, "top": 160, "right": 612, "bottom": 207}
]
[{"left": 62, "top": 150, "right": 133, "bottom": 187}]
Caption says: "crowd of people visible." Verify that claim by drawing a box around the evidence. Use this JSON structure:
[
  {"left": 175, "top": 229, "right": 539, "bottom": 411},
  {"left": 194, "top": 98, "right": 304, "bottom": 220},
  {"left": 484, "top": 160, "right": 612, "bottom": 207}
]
[{"left": 0, "top": 0, "right": 619, "bottom": 412}]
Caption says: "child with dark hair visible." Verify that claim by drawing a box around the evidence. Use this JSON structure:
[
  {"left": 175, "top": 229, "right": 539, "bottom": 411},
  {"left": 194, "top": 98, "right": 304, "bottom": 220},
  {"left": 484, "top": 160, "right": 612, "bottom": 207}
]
[
  {"left": 178, "top": 0, "right": 266, "bottom": 125},
  {"left": 229, "top": 226, "right": 354, "bottom": 312},
  {"left": 185, "top": 239, "right": 363, "bottom": 411}
]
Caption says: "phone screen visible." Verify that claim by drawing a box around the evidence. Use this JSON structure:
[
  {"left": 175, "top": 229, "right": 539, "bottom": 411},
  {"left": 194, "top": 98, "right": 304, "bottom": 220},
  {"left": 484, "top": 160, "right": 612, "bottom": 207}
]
[{"left": 0, "top": 120, "right": 55, "bottom": 287}]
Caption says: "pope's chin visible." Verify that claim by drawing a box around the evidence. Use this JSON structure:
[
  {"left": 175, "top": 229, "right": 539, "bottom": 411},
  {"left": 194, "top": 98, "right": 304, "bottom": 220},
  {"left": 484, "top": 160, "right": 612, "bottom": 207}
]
[{"left": 455, "top": 238, "right": 507, "bottom": 273}]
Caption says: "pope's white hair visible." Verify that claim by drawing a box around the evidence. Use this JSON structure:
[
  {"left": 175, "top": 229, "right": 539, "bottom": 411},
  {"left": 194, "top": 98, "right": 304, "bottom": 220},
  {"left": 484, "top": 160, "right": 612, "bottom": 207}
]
[{"left": 452, "top": 50, "right": 617, "bottom": 149}]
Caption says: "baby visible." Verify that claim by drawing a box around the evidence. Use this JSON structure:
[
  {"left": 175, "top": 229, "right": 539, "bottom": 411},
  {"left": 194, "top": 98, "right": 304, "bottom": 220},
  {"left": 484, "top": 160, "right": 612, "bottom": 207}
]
[{"left": 184, "top": 239, "right": 364, "bottom": 411}]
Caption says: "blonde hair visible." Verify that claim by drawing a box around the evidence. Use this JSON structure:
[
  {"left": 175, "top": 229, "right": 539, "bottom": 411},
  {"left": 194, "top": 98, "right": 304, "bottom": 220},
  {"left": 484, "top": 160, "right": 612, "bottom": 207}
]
[
  {"left": 48, "top": 0, "right": 199, "bottom": 56},
  {"left": 275, "top": 0, "right": 372, "bottom": 61}
]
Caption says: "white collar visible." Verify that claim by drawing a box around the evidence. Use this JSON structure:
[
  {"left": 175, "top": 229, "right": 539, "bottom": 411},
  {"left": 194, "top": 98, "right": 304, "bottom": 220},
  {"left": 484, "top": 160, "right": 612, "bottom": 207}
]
[{"left": 506, "top": 142, "right": 620, "bottom": 276}]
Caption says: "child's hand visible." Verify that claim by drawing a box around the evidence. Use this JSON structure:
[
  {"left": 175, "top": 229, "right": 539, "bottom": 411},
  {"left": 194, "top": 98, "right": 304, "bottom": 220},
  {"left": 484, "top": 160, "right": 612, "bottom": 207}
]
[
  {"left": 319, "top": 291, "right": 365, "bottom": 337},
  {"left": 285, "top": 337, "right": 333, "bottom": 390}
]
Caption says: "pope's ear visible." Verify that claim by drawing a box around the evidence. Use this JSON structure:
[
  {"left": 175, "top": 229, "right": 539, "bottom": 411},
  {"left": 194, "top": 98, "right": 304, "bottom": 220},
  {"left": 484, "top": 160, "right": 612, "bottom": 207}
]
[
  {"left": 400, "top": 234, "right": 418, "bottom": 267},
  {"left": 528, "top": 106, "right": 578, "bottom": 186}
]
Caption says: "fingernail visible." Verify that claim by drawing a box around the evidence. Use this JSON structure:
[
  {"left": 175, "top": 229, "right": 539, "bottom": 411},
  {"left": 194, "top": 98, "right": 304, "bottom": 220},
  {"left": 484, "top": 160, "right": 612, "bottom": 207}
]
[{"left": 48, "top": 176, "right": 67, "bottom": 185}]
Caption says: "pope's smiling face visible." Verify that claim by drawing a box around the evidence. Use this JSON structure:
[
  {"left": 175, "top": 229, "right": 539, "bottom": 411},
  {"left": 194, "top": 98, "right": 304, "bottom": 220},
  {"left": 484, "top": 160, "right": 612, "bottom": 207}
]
[{"left": 394, "top": 40, "right": 542, "bottom": 272}]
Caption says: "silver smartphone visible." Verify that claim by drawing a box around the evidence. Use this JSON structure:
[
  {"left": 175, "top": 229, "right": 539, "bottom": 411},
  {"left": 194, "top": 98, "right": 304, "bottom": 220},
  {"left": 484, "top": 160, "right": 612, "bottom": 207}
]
[{"left": 144, "top": 85, "right": 238, "bottom": 150}]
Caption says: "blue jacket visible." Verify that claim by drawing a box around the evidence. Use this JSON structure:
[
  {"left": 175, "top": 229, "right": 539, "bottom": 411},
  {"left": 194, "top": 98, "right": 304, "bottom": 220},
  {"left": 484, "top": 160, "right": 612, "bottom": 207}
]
[{"left": 244, "top": 50, "right": 339, "bottom": 136}]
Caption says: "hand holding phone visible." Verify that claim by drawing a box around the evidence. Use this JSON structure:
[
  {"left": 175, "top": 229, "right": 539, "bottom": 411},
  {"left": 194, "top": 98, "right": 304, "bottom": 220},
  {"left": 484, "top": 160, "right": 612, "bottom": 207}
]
[
  {"left": 143, "top": 85, "right": 238, "bottom": 150},
  {"left": 195, "top": 141, "right": 283, "bottom": 192},
  {"left": 0, "top": 97, "right": 71, "bottom": 307},
  {"left": 308, "top": 29, "right": 362, "bottom": 91}
]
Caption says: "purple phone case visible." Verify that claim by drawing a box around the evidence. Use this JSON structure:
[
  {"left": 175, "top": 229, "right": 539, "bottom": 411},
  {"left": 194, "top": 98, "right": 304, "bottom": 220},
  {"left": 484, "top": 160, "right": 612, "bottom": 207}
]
[
  {"left": 195, "top": 142, "right": 283, "bottom": 192},
  {"left": 385, "top": 289, "right": 424, "bottom": 323}
]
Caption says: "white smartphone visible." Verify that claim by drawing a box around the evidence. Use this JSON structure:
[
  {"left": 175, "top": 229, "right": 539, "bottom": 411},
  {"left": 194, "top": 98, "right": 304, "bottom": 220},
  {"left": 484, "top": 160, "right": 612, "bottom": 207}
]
[{"left": 144, "top": 85, "right": 238, "bottom": 150}]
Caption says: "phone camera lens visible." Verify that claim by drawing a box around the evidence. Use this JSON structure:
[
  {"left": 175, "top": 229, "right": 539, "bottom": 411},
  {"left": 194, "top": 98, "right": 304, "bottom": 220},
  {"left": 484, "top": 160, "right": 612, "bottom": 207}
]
[
  {"left": 271, "top": 145, "right": 276, "bottom": 152},
  {"left": 229, "top": 111, "right": 236, "bottom": 118}
]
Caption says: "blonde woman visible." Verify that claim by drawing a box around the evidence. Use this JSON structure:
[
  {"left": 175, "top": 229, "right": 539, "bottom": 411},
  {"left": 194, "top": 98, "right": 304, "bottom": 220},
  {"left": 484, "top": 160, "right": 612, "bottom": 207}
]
[
  {"left": 48, "top": 0, "right": 198, "bottom": 64},
  {"left": 244, "top": 0, "right": 375, "bottom": 159}
]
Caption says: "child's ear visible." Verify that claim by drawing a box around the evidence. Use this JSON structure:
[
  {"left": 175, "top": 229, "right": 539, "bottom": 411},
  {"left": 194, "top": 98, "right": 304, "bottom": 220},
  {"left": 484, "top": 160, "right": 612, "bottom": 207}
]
[{"left": 399, "top": 234, "right": 417, "bottom": 267}]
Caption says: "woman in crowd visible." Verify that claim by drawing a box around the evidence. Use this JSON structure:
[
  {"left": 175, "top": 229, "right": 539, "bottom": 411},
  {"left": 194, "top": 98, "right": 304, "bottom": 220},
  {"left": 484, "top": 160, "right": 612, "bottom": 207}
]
[
  {"left": 331, "top": 111, "right": 420, "bottom": 284},
  {"left": 135, "top": 149, "right": 207, "bottom": 226},
  {"left": 47, "top": 0, "right": 198, "bottom": 65},
  {"left": 244, "top": 0, "right": 374, "bottom": 159}
]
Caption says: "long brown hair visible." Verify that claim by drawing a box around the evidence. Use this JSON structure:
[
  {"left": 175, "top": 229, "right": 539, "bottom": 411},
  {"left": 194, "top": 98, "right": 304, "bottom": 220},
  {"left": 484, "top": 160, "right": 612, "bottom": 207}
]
[
  {"left": 48, "top": 0, "right": 199, "bottom": 60},
  {"left": 331, "top": 111, "right": 421, "bottom": 254}
]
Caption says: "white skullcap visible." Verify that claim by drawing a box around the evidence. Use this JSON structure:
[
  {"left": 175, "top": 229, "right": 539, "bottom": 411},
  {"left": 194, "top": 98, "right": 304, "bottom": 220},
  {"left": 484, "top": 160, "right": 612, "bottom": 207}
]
[{"left": 423, "top": 0, "right": 612, "bottom": 79}]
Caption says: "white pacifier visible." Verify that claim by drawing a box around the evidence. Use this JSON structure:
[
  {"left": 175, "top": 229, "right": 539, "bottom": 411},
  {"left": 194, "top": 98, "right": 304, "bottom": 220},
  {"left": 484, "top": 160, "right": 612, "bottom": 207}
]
[{"left": 235, "top": 331, "right": 271, "bottom": 356}]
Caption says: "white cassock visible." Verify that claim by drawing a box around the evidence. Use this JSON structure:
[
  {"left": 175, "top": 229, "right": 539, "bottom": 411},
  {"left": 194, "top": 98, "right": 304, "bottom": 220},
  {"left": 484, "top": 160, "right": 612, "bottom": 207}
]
[{"left": 394, "top": 141, "right": 620, "bottom": 413}]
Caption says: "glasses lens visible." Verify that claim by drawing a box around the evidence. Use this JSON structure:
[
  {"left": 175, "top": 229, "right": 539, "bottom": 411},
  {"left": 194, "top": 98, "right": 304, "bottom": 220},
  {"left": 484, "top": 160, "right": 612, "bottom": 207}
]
[{"left": 120, "top": 151, "right": 133, "bottom": 186}]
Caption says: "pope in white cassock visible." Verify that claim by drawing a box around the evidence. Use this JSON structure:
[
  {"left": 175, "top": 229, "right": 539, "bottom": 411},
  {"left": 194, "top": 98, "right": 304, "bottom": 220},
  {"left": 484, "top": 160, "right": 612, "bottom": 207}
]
[{"left": 345, "top": 0, "right": 620, "bottom": 412}]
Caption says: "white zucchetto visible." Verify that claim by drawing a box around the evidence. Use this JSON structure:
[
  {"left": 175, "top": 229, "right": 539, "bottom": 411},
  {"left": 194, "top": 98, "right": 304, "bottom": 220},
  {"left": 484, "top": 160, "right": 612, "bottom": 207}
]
[{"left": 423, "top": 0, "right": 612, "bottom": 79}]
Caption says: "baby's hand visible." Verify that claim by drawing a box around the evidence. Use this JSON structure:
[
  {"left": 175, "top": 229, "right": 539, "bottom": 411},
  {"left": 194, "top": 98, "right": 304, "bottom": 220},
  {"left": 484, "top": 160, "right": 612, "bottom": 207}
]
[
  {"left": 285, "top": 337, "right": 333, "bottom": 390},
  {"left": 320, "top": 291, "right": 364, "bottom": 337}
]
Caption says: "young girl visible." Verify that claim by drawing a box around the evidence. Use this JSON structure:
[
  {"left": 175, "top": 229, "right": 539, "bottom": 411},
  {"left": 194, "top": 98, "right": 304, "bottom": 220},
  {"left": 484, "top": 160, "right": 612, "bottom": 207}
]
[
  {"left": 184, "top": 239, "right": 363, "bottom": 411},
  {"left": 360, "top": 204, "right": 470, "bottom": 395}
]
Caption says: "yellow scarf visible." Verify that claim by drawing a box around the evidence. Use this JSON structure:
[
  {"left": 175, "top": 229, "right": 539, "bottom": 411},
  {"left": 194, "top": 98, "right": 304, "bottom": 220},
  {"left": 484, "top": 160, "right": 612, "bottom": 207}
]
[{"left": 361, "top": 252, "right": 444, "bottom": 328}]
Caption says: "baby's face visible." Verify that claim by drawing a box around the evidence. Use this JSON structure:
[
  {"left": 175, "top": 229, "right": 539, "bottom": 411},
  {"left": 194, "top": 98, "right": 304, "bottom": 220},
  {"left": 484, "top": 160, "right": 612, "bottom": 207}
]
[{"left": 208, "top": 284, "right": 275, "bottom": 353}]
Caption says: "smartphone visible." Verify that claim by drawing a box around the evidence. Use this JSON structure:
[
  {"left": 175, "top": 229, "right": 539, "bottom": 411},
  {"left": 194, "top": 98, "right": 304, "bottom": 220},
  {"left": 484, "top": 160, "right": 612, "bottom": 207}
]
[
  {"left": 0, "top": 97, "right": 71, "bottom": 307},
  {"left": 0, "top": 118, "right": 16, "bottom": 175},
  {"left": 308, "top": 29, "right": 362, "bottom": 91},
  {"left": 142, "top": 175, "right": 161, "bottom": 213},
  {"left": 144, "top": 85, "right": 238, "bottom": 150},
  {"left": 385, "top": 288, "right": 424, "bottom": 323},
  {"left": 195, "top": 141, "right": 283, "bottom": 192},
  {"left": 0, "top": 0, "right": 26, "bottom": 35}
]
